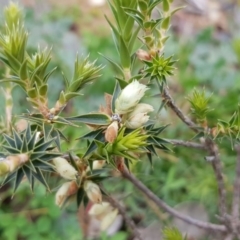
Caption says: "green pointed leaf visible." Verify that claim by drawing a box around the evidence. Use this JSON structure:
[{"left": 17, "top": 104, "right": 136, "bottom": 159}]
[
  {"left": 1, "top": 172, "right": 17, "bottom": 186},
  {"left": 24, "top": 124, "right": 32, "bottom": 142},
  {"left": 112, "top": 81, "right": 122, "bottom": 113},
  {"left": 65, "top": 113, "right": 111, "bottom": 125},
  {"left": 115, "top": 77, "right": 128, "bottom": 89},
  {"left": 13, "top": 168, "right": 24, "bottom": 193},
  {"left": 19, "top": 59, "right": 28, "bottom": 80},
  {"left": 21, "top": 137, "right": 28, "bottom": 152},
  {"left": 146, "top": 152, "right": 153, "bottom": 166},
  {"left": 43, "top": 123, "right": 53, "bottom": 139},
  {"left": 65, "top": 92, "right": 83, "bottom": 101},
  {"left": 119, "top": 37, "right": 131, "bottom": 69},
  {"left": 78, "top": 128, "right": 104, "bottom": 140},
  {"left": 3, "top": 134, "right": 16, "bottom": 148},
  {"left": 161, "top": 16, "right": 170, "bottom": 30},
  {"left": 148, "top": 0, "right": 164, "bottom": 13},
  {"left": 99, "top": 53, "right": 124, "bottom": 77},
  {"left": 2, "top": 145, "right": 21, "bottom": 154},
  {"left": 27, "top": 130, "right": 38, "bottom": 151},
  {"left": 33, "top": 160, "right": 55, "bottom": 171},
  {"left": 22, "top": 166, "right": 34, "bottom": 191},
  {"left": 34, "top": 138, "right": 54, "bottom": 152},
  {"left": 163, "top": 0, "right": 170, "bottom": 12},
  {"left": 77, "top": 188, "right": 85, "bottom": 207},
  {"left": 40, "top": 152, "right": 62, "bottom": 161},
  {"left": 39, "top": 84, "right": 48, "bottom": 96},
  {"left": 4, "top": 50, "right": 21, "bottom": 72},
  {"left": 13, "top": 129, "right": 23, "bottom": 150},
  {"left": 32, "top": 168, "right": 50, "bottom": 190},
  {"left": 83, "top": 141, "right": 98, "bottom": 158},
  {"left": 68, "top": 152, "right": 79, "bottom": 171},
  {"left": 43, "top": 67, "right": 57, "bottom": 82},
  {"left": 128, "top": 26, "right": 140, "bottom": 55},
  {"left": 50, "top": 129, "right": 62, "bottom": 151}
]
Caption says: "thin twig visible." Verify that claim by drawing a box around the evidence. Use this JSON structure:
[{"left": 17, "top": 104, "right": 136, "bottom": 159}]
[
  {"left": 121, "top": 168, "right": 227, "bottom": 233},
  {"left": 229, "top": 145, "right": 240, "bottom": 238},
  {"left": 162, "top": 88, "right": 227, "bottom": 218},
  {"left": 232, "top": 145, "right": 240, "bottom": 219},
  {"left": 205, "top": 138, "right": 227, "bottom": 217},
  {"left": 162, "top": 88, "right": 199, "bottom": 132},
  {"left": 106, "top": 195, "right": 143, "bottom": 240},
  {"left": 168, "top": 139, "right": 207, "bottom": 149}
]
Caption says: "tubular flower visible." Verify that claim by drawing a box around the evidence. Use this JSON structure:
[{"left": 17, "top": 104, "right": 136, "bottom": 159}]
[
  {"left": 55, "top": 181, "right": 78, "bottom": 207},
  {"left": 115, "top": 80, "right": 148, "bottom": 114},
  {"left": 125, "top": 103, "right": 154, "bottom": 129},
  {"left": 52, "top": 157, "right": 78, "bottom": 180},
  {"left": 84, "top": 180, "right": 102, "bottom": 203}
]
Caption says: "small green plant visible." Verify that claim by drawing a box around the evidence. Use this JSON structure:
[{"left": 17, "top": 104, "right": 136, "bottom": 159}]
[{"left": 1, "top": 1, "right": 240, "bottom": 240}]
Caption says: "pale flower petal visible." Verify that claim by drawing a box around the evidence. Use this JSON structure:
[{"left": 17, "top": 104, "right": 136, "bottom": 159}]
[
  {"left": 84, "top": 180, "right": 102, "bottom": 203},
  {"left": 125, "top": 103, "right": 154, "bottom": 129},
  {"left": 53, "top": 157, "right": 78, "bottom": 180},
  {"left": 115, "top": 80, "right": 148, "bottom": 114}
]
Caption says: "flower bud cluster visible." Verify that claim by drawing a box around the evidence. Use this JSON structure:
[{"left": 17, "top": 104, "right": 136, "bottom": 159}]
[{"left": 115, "top": 80, "right": 154, "bottom": 129}]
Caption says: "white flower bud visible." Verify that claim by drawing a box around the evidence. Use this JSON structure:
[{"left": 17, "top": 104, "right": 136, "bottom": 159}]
[
  {"left": 52, "top": 157, "right": 78, "bottom": 180},
  {"left": 105, "top": 121, "right": 118, "bottom": 143},
  {"left": 93, "top": 160, "right": 106, "bottom": 170},
  {"left": 55, "top": 181, "right": 71, "bottom": 207},
  {"left": 115, "top": 80, "right": 148, "bottom": 114},
  {"left": 84, "top": 180, "right": 102, "bottom": 203},
  {"left": 100, "top": 209, "right": 118, "bottom": 231},
  {"left": 88, "top": 202, "right": 110, "bottom": 219},
  {"left": 55, "top": 181, "right": 78, "bottom": 207},
  {"left": 86, "top": 160, "right": 106, "bottom": 172},
  {"left": 125, "top": 103, "right": 154, "bottom": 129}
]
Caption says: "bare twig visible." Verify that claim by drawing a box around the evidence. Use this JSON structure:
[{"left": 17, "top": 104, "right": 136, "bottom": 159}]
[
  {"left": 106, "top": 195, "right": 143, "bottom": 240},
  {"left": 162, "top": 88, "right": 199, "bottom": 132},
  {"left": 232, "top": 145, "right": 240, "bottom": 219},
  {"left": 121, "top": 168, "right": 227, "bottom": 233},
  {"left": 162, "top": 88, "right": 227, "bottom": 218},
  {"left": 168, "top": 139, "right": 207, "bottom": 149},
  {"left": 205, "top": 138, "right": 227, "bottom": 217}
]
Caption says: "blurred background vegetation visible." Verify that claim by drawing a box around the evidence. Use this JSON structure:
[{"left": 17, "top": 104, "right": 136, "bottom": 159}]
[{"left": 0, "top": 0, "right": 240, "bottom": 239}]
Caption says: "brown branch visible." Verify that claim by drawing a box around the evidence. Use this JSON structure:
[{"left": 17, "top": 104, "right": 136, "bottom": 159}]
[
  {"left": 162, "top": 88, "right": 199, "bottom": 132},
  {"left": 168, "top": 139, "right": 207, "bottom": 150},
  {"left": 121, "top": 168, "right": 227, "bottom": 233},
  {"left": 232, "top": 145, "right": 240, "bottom": 220},
  {"left": 205, "top": 138, "right": 227, "bottom": 217},
  {"left": 106, "top": 195, "right": 143, "bottom": 240},
  {"left": 232, "top": 145, "right": 240, "bottom": 219},
  {"left": 162, "top": 88, "right": 227, "bottom": 219}
]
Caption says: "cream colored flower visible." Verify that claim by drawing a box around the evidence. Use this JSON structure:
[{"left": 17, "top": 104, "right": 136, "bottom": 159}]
[
  {"left": 100, "top": 209, "right": 118, "bottom": 231},
  {"left": 88, "top": 201, "right": 119, "bottom": 231},
  {"left": 52, "top": 157, "right": 78, "bottom": 180},
  {"left": 125, "top": 103, "right": 154, "bottom": 129},
  {"left": 115, "top": 80, "right": 148, "bottom": 114},
  {"left": 55, "top": 181, "right": 78, "bottom": 207},
  {"left": 84, "top": 180, "right": 102, "bottom": 203},
  {"left": 55, "top": 181, "right": 72, "bottom": 207},
  {"left": 88, "top": 202, "right": 111, "bottom": 219}
]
